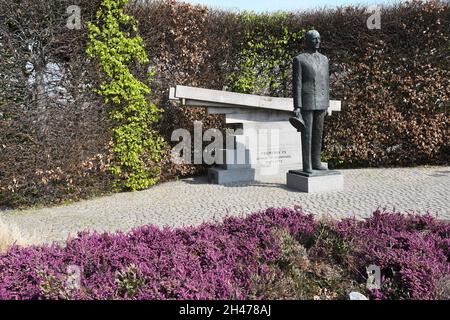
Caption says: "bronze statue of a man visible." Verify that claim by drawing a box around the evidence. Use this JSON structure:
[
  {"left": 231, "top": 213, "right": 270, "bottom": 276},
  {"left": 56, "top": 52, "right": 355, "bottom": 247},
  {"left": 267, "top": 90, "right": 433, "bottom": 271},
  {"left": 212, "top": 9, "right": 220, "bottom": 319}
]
[{"left": 289, "top": 29, "right": 329, "bottom": 174}]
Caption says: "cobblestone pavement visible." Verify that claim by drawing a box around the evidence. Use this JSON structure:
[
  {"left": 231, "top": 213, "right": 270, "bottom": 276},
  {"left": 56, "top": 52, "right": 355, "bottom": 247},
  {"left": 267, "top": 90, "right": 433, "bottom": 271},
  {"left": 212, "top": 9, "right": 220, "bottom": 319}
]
[{"left": 1, "top": 166, "right": 449, "bottom": 245}]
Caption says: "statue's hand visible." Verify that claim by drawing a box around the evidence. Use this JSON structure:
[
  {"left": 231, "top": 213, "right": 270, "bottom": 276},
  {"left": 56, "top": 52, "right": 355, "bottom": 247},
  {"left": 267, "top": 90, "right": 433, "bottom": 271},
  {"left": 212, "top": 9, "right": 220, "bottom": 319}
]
[{"left": 294, "top": 108, "right": 301, "bottom": 118}]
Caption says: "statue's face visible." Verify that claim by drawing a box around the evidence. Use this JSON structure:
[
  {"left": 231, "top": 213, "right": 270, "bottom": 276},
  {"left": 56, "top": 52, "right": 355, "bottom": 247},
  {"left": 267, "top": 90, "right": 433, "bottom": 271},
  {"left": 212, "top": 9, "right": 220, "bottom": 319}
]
[{"left": 306, "top": 32, "right": 321, "bottom": 50}]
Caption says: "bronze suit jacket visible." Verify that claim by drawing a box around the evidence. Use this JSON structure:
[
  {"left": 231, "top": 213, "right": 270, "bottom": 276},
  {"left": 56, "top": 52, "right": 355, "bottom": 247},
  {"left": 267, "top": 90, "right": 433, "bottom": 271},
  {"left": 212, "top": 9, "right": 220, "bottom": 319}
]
[{"left": 293, "top": 52, "right": 330, "bottom": 111}]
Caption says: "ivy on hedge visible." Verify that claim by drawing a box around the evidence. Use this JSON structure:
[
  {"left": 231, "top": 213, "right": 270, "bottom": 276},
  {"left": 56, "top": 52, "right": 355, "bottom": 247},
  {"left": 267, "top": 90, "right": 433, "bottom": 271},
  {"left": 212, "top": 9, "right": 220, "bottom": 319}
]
[
  {"left": 228, "top": 12, "right": 305, "bottom": 97},
  {"left": 86, "top": 0, "right": 165, "bottom": 190}
]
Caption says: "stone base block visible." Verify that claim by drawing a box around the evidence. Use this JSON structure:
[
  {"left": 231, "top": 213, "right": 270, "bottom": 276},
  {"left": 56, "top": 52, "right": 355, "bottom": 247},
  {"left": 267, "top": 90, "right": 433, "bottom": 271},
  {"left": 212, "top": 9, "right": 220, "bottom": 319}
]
[
  {"left": 208, "top": 167, "right": 255, "bottom": 184},
  {"left": 286, "top": 170, "right": 343, "bottom": 193},
  {"left": 217, "top": 148, "right": 251, "bottom": 170},
  {"left": 254, "top": 162, "right": 328, "bottom": 181}
]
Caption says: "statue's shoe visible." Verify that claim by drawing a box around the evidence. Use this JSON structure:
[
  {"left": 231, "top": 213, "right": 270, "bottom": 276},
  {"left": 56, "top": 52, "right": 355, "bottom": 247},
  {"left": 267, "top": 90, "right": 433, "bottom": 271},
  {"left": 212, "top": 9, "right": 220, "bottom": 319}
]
[
  {"left": 312, "top": 163, "right": 327, "bottom": 170},
  {"left": 289, "top": 116, "right": 305, "bottom": 131},
  {"left": 303, "top": 168, "right": 313, "bottom": 174}
]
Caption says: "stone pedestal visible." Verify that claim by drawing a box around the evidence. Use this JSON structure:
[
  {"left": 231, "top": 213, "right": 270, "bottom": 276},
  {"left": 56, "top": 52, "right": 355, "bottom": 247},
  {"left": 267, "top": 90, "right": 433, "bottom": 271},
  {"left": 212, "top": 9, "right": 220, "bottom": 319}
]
[
  {"left": 208, "top": 167, "right": 255, "bottom": 184},
  {"left": 207, "top": 119, "right": 303, "bottom": 184},
  {"left": 208, "top": 148, "right": 255, "bottom": 184},
  {"left": 235, "top": 119, "right": 303, "bottom": 180},
  {"left": 286, "top": 170, "right": 343, "bottom": 193}
]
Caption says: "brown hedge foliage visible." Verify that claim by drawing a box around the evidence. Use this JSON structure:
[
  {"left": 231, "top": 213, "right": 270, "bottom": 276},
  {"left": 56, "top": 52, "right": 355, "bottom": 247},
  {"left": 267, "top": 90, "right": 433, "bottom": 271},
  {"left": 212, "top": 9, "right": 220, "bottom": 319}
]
[
  {"left": 0, "top": 0, "right": 113, "bottom": 208},
  {"left": 124, "top": 0, "right": 450, "bottom": 171},
  {"left": 312, "top": 2, "right": 450, "bottom": 167},
  {"left": 126, "top": 0, "right": 238, "bottom": 179},
  {"left": 0, "top": 0, "right": 449, "bottom": 208}
]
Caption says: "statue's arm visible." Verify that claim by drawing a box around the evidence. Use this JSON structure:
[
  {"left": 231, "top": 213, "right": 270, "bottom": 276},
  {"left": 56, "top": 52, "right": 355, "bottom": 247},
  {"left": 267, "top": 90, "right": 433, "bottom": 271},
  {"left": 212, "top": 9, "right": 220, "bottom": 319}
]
[{"left": 293, "top": 57, "right": 302, "bottom": 111}]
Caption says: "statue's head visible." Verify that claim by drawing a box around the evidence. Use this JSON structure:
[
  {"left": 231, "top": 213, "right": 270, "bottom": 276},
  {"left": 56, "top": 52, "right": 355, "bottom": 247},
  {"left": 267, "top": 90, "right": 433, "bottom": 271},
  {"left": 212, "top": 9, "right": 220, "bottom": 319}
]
[{"left": 305, "top": 29, "right": 321, "bottom": 51}]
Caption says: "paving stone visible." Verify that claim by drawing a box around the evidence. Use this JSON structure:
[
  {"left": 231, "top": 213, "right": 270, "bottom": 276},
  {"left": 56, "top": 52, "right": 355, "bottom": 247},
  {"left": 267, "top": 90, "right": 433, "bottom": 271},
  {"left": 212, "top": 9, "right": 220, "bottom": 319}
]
[{"left": 0, "top": 166, "right": 449, "bottom": 245}]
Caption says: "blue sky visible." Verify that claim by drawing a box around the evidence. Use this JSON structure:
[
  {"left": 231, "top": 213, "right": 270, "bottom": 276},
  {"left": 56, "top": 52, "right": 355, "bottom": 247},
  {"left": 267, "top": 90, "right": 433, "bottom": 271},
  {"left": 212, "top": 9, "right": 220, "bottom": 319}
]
[{"left": 181, "top": 0, "right": 404, "bottom": 13}]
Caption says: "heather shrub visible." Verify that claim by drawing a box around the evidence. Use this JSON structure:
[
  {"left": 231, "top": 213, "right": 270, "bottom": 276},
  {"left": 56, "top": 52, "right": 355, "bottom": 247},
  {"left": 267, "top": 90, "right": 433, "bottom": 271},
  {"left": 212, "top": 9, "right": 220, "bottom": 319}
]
[
  {"left": 335, "top": 210, "right": 450, "bottom": 300},
  {"left": 0, "top": 208, "right": 448, "bottom": 300},
  {"left": 0, "top": 208, "right": 315, "bottom": 300},
  {"left": 115, "top": 264, "right": 146, "bottom": 298},
  {"left": 307, "top": 221, "right": 356, "bottom": 267},
  {"left": 250, "top": 228, "right": 362, "bottom": 300}
]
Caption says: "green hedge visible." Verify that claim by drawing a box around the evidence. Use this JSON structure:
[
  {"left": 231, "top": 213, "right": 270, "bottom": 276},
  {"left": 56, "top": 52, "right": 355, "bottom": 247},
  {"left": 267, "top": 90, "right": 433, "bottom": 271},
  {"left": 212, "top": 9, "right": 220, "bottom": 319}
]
[{"left": 87, "top": 0, "right": 165, "bottom": 190}]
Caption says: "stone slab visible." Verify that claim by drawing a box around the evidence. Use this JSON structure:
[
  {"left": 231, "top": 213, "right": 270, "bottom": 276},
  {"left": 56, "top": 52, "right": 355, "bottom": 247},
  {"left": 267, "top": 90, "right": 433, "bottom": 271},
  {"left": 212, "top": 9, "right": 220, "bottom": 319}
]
[
  {"left": 225, "top": 112, "right": 292, "bottom": 123},
  {"left": 170, "top": 86, "right": 341, "bottom": 115},
  {"left": 255, "top": 163, "right": 302, "bottom": 180},
  {"left": 255, "top": 162, "right": 329, "bottom": 180},
  {"left": 217, "top": 148, "right": 251, "bottom": 170},
  {"left": 288, "top": 169, "right": 340, "bottom": 177},
  {"left": 174, "top": 85, "right": 292, "bottom": 112},
  {"left": 208, "top": 167, "right": 256, "bottom": 184},
  {"left": 286, "top": 170, "right": 343, "bottom": 193},
  {"left": 234, "top": 121, "right": 302, "bottom": 170}
]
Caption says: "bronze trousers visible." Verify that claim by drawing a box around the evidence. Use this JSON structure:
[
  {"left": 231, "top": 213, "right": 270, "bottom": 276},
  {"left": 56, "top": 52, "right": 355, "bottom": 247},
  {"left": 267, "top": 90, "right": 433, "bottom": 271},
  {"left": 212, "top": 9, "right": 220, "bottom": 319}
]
[{"left": 300, "top": 109, "right": 326, "bottom": 171}]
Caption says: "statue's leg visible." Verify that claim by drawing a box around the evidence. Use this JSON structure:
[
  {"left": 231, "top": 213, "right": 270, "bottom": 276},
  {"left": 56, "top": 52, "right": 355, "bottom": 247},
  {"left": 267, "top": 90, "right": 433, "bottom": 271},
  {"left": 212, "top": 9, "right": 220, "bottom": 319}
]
[
  {"left": 311, "top": 110, "right": 327, "bottom": 170},
  {"left": 301, "top": 110, "right": 313, "bottom": 173}
]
